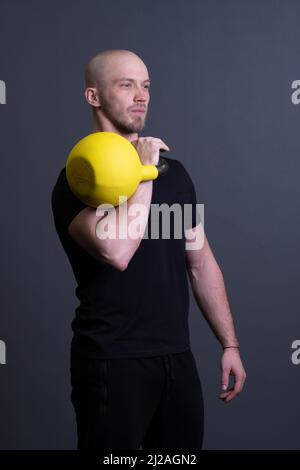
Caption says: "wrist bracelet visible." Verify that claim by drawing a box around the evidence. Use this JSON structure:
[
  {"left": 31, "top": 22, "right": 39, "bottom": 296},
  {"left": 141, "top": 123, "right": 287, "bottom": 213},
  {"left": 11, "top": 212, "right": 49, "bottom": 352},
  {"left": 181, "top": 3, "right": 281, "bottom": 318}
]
[{"left": 223, "top": 345, "right": 239, "bottom": 350}]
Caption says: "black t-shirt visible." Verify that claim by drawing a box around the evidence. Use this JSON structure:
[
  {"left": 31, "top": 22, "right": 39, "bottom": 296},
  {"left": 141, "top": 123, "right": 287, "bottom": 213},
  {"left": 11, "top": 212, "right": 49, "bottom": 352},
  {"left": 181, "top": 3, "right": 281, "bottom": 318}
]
[{"left": 51, "top": 157, "right": 201, "bottom": 359}]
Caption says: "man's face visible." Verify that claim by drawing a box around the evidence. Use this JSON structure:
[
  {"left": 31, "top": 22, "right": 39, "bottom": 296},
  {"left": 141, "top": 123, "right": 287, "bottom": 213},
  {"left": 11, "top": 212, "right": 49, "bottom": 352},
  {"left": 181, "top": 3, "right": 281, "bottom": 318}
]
[{"left": 97, "top": 57, "right": 150, "bottom": 134}]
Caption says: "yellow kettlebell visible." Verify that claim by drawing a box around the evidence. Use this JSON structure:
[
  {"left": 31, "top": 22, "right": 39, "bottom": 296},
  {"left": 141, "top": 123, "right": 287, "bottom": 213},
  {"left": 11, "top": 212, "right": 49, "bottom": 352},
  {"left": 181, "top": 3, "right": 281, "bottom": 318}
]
[{"left": 66, "top": 131, "right": 168, "bottom": 208}]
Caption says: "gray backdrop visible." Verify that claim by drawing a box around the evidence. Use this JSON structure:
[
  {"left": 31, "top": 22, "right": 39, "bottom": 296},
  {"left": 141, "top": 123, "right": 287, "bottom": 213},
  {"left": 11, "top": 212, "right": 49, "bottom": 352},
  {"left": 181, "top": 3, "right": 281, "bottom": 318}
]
[{"left": 0, "top": 0, "right": 299, "bottom": 450}]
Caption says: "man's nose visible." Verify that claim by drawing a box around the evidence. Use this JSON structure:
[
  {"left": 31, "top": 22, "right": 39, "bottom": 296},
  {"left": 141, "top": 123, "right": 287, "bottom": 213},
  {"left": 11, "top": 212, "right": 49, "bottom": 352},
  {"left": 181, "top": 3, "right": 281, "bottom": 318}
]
[{"left": 134, "top": 87, "right": 148, "bottom": 101}]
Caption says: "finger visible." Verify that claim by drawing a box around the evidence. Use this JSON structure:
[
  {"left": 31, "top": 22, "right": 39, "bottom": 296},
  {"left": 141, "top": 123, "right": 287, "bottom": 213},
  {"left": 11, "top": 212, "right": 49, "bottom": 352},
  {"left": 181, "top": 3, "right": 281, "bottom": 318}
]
[
  {"left": 221, "top": 367, "right": 230, "bottom": 391},
  {"left": 233, "top": 374, "right": 244, "bottom": 395},
  {"left": 154, "top": 141, "right": 170, "bottom": 151},
  {"left": 225, "top": 391, "right": 238, "bottom": 403},
  {"left": 219, "top": 386, "right": 233, "bottom": 399},
  {"left": 224, "top": 376, "right": 244, "bottom": 403},
  {"left": 144, "top": 137, "right": 165, "bottom": 142},
  {"left": 141, "top": 137, "right": 167, "bottom": 144},
  {"left": 219, "top": 391, "right": 231, "bottom": 400},
  {"left": 159, "top": 144, "right": 170, "bottom": 152},
  {"left": 239, "top": 375, "right": 246, "bottom": 393},
  {"left": 145, "top": 137, "right": 170, "bottom": 151}
]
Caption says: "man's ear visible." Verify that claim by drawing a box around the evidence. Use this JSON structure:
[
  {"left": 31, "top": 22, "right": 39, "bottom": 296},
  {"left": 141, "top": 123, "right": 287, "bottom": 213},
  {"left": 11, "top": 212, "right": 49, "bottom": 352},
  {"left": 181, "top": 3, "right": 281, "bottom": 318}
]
[{"left": 84, "top": 87, "right": 101, "bottom": 108}]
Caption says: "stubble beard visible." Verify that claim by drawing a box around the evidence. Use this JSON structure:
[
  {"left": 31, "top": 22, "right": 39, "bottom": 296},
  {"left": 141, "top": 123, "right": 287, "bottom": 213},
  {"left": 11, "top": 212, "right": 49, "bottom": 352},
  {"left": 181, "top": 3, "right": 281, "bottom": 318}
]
[{"left": 100, "top": 97, "right": 147, "bottom": 134}]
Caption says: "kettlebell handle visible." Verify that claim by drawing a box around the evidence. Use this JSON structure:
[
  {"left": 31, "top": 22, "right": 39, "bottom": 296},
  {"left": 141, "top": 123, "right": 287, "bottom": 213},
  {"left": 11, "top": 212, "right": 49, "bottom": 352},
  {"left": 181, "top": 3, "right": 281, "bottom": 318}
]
[
  {"left": 140, "top": 153, "right": 169, "bottom": 182},
  {"left": 156, "top": 155, "right": 169, "bottom": 176}
]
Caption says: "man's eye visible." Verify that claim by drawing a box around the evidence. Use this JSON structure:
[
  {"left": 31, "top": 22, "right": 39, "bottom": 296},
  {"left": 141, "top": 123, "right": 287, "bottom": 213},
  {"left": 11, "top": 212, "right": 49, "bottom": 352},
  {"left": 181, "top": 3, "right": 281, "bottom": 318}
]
[{"left": 121, "top": 83, "right": 131, "bottom": 87}]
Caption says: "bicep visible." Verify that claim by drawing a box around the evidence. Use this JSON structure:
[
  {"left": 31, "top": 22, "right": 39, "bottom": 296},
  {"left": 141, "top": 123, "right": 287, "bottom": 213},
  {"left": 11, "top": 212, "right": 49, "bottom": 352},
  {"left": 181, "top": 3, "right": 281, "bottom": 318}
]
[{"left": 68, "top": 206, "right": 109, "bottom": 263}]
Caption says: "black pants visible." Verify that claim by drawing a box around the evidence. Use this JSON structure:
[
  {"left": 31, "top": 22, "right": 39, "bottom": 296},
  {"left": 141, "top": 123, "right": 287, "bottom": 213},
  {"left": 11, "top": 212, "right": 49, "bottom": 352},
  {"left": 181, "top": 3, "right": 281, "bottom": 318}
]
[{"left": 70, "top": 349, "right": 204, "bottom": 451}]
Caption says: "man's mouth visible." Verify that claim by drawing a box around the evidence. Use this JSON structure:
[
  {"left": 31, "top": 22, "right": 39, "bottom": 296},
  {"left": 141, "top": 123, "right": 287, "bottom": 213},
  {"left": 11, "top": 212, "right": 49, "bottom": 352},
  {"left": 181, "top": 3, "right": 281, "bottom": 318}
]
[{"left": 130, "top": 108, "right": 146, "bottom": 114}]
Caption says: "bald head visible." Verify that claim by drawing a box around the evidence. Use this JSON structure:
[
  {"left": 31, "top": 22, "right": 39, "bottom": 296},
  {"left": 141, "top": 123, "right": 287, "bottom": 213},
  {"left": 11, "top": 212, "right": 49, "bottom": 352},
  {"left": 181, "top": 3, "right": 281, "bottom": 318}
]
[
  {"left": 84, "top": 49, "right": 150, "bottom": 136},
  {"left": 84, "top": 49, "right": 148, "bottom": 90}
]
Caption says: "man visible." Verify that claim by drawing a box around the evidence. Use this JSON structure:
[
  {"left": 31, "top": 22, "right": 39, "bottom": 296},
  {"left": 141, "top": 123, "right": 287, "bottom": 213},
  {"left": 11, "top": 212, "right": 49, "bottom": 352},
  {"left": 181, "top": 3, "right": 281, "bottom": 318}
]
[{"left": 51, "top": 49, "right": 246, "bottom": 451}]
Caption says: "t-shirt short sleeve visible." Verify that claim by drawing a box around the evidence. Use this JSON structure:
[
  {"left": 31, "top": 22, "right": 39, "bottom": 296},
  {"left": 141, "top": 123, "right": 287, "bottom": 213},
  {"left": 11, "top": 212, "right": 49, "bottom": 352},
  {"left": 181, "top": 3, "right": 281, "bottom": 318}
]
[
  {"left": 51, "top": 168, "right": 88, "bottom": 238},
  {"left": 175, "top": 160, "right": 202, "bottom": 230}
]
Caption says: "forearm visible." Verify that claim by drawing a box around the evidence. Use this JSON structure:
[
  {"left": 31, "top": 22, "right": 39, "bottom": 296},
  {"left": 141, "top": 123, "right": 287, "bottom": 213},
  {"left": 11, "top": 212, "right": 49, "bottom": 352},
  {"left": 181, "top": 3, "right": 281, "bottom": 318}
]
[
  {"left": 187, "top": 259, "right": 239, "bottom": 348},
  {"left": 93, "top": 180, "right": 153, "bottom": 268}
]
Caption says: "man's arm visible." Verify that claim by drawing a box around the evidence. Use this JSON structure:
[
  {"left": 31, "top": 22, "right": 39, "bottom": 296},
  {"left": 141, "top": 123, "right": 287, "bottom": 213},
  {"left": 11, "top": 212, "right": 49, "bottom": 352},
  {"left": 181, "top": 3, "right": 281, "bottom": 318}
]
[
  {"left": 68, "top": 179, "right": 153, "bottom": 271},
  {"left": 185, "top": 223, "right": 247, "bottom": 403},
  {"left": 68, "top": 135, "right": 170, "bottom": 271}
]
